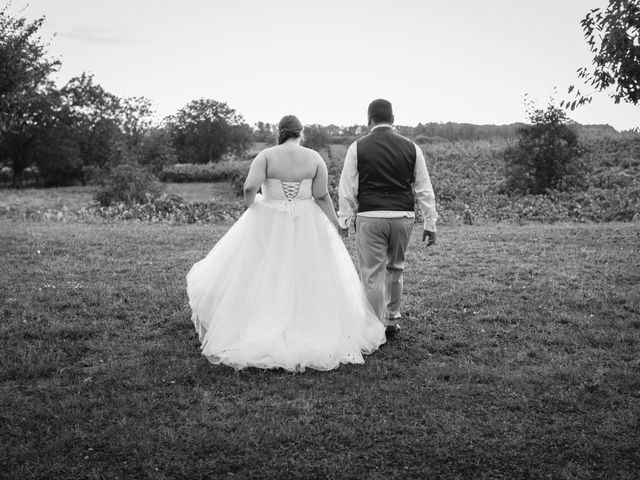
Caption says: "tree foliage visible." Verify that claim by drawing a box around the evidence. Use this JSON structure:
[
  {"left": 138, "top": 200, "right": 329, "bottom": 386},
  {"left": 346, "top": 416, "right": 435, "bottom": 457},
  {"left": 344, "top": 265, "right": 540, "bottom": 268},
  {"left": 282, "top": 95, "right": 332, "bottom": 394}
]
[
  {"left": 565, "top": 0, "right": 640, "bottom": 110},
  {"left": 167, "top": 99, "right": 251, "bottom": 163},
  {"left": 136, "top": 128, "right": 177, "bottom": 175},
  {"left": 504, "top": 101, "right": 585, "bottom": 195},
  {"left": 0, "top": 3, "right": 60, "bottom": 186},
  {"left": 302, "top": 124, "right": 330, "bottom": 150},
  {"left": 58, "top": 73, "right": 156, "bottom": 171}
]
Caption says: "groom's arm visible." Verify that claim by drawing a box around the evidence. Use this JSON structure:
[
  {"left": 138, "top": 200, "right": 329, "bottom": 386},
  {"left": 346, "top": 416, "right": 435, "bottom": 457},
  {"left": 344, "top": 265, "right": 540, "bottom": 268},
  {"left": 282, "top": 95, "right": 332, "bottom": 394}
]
[
  {"left": 413, "top": 144, "right": 438, "bottom": 235},
  {"left": 337, "top": 142, "right": 359, "bottom": 229}
]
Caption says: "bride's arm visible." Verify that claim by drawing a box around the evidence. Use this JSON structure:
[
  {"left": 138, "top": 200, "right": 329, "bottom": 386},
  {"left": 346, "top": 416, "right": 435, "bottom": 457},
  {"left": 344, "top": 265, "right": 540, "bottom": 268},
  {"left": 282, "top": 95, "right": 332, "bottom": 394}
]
[
  {"left": 311, "top": 154, "right": 340, "bottom": 229},
  {"left": 243, "top": 151, "right": 267, "bottom": 207}
]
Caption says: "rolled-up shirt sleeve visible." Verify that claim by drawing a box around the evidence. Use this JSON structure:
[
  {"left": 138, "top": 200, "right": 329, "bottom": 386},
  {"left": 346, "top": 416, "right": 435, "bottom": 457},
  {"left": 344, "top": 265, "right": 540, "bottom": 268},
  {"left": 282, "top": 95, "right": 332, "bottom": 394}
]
[
  {"left": 413, "top": 143, "right": 438, "bottom": 232},
  {"left": 337, "top": 142, "right": 359, "bottom": 229}
]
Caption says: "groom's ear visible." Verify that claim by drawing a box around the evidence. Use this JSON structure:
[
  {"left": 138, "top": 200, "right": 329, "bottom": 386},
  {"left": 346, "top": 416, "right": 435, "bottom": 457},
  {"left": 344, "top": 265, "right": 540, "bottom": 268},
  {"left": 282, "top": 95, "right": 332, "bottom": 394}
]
[{"left": 389, "top": 114, "right": 395, "bottom": 125}]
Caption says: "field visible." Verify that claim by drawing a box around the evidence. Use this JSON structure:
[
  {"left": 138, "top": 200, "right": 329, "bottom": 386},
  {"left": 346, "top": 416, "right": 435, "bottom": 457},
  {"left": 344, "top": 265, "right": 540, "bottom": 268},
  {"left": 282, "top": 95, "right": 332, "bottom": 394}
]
[
  {"left": 0, "top": 183, "right": 231, "bottom": 211},
  {"left": 1, "top": 206, "right": 639, "bottom": 478}
]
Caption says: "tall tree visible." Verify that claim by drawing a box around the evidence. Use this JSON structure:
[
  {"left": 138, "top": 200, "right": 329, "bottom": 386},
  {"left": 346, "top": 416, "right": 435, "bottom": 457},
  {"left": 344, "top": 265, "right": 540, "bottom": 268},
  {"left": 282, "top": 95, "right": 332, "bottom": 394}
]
[
  {"left": 167, "top": 99, "right": 250, "bottom": 163},
  {"left": 0, "top": 4, "right": 60, "bottom": 186},
  {"left": 58, "top": 73, "right": 123, "bottom": 170},
  {"left": 565, "top": 0, "right": 640, "bottom": 110}
]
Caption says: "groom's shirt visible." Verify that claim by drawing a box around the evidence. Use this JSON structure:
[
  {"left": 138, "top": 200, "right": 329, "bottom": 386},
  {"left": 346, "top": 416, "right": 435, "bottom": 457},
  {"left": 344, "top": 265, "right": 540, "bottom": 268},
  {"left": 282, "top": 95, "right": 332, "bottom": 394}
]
[{"left": 337, "top": 124, "right": 438, "bottom": 231}]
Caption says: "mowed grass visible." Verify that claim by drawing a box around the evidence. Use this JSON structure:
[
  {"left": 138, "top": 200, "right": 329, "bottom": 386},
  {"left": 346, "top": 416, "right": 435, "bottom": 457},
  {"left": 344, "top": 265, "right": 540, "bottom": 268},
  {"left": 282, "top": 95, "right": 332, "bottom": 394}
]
[
  {"left": 0, "top": 186, "right": 96, "bottom": 211},
  {"left": 1, "top": 219, "right": 639, "bottom": 479}
]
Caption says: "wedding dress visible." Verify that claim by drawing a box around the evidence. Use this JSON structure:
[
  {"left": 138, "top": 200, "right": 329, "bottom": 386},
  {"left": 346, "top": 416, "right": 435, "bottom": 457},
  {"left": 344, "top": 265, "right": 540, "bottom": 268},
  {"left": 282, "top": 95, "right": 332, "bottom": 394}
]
[{"left": 186, "top": 178, "right": 386, "bottom": 372}]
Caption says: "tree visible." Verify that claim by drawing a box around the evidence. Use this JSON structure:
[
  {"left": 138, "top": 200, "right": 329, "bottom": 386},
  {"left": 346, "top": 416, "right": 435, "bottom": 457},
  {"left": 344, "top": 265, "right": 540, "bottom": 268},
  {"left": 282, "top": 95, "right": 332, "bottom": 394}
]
[
  {"left": 59, "top": 73, "right": 124, "bottom": 172},
  {"left": 564, "top": 0, "right": 640, "bottom": 109},
  {"left": 302, "top": 124, "right": 330, "bottom": 150},
  {"left": 504, "top": 101, "right": 585, "bottom": 194},
  {"left": 54, "top": 73, "right": 157, "bottom": 178},
  {"left": 0, "top": 4, "right": 60, "bottom": 187},
  {"left": 32, "top": 120, "right": 83, "bottom": 186},
  {"left": 136, "top": 127, "right": 177, "bottom": 175},
  {"left": 253, "top": 121, "right": 275, "bottom": 143},
  {"left": 167, "top": 99, "right": 249, "bottom": 163},
  {"left": 119, "top": 96, "right": 154, "bottom": 148}
]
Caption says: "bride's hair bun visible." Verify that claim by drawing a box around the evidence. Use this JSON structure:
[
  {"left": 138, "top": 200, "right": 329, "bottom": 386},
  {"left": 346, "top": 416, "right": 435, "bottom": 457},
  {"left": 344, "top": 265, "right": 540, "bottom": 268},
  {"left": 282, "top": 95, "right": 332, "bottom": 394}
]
[{"left": 277, "top": 115, "right": 304, "bottom": 145}]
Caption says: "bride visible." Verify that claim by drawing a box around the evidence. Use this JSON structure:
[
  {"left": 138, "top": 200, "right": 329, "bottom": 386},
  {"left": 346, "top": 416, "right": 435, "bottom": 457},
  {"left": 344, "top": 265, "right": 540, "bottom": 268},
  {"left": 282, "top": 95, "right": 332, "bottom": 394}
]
[{"left": 186, "top": 115, "right": 385, "bottom": 372}]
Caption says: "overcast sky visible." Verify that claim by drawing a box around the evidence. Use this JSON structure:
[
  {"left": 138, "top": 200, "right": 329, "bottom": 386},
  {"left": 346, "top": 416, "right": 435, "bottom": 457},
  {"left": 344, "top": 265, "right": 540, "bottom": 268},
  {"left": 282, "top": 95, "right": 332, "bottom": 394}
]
[{"left": 18, "top": 0, "right": 639, "bottom": 130}]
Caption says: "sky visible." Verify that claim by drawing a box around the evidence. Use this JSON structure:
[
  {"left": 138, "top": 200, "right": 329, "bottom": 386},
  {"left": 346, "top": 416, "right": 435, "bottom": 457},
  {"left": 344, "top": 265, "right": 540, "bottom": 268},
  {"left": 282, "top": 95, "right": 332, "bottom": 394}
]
[{"left": 16, "top": 0, "right": 640, "bottom": 130}]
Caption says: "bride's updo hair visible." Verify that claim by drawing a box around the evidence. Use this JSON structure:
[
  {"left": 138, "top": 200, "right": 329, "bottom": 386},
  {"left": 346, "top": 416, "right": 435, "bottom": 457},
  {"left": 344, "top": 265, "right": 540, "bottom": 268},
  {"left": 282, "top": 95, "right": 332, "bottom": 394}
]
[{"left": 277, "top": 115, "right": 304, "bottom": 145}]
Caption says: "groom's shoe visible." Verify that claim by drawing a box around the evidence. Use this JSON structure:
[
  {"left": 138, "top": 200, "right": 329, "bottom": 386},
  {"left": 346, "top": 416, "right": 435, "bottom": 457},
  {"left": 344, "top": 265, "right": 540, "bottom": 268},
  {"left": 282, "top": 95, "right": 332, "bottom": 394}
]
[{"left": 385, "top": 324, "right": 401, "bottom": 339}]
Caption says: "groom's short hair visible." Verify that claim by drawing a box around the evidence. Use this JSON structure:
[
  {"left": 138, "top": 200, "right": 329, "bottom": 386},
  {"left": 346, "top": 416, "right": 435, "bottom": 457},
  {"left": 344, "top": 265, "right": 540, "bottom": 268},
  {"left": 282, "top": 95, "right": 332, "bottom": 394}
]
[{"left": 368, "top": 99, "right": 394, "bottom": 124}]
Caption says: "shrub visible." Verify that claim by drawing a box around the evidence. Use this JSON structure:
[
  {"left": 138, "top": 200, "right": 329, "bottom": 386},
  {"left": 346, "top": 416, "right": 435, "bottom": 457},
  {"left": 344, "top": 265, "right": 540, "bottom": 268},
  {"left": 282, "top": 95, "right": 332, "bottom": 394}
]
[
  {"left": 504, "top": 103, "right": 585, "bottom": 194},
  {"left": 94, "top": 163, "right": 163, "bottom": 206}
]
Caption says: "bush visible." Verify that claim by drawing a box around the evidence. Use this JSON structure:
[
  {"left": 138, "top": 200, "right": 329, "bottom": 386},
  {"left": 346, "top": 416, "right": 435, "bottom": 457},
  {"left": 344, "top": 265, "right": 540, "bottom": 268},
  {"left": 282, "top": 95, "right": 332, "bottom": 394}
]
[
  {"left": 94, "top": 163, "right": 163, "bottom": 206},
  {"left": 504, "top": 103, "right": 585, "bottom": 194}
]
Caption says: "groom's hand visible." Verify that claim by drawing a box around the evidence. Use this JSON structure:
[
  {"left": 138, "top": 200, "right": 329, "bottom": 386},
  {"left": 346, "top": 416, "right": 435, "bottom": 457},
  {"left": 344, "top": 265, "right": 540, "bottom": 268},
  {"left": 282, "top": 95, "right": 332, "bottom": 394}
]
[{"left": 422, "top": 230, "right": 436, "bottom": 247}]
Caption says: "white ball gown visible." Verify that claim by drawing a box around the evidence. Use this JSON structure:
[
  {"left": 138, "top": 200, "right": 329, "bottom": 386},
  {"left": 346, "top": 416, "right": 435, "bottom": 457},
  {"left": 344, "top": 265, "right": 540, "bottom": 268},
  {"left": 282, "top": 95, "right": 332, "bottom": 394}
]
[{"left": 186, "top": 178, "right": 386, "bottom": 372}]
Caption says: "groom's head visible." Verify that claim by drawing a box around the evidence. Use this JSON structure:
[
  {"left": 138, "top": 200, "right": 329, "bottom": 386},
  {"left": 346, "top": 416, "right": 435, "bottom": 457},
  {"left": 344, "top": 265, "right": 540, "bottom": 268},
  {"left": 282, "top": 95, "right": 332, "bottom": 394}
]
[{"left": 368, "top": 99, "right": 394, "bottom": 127}]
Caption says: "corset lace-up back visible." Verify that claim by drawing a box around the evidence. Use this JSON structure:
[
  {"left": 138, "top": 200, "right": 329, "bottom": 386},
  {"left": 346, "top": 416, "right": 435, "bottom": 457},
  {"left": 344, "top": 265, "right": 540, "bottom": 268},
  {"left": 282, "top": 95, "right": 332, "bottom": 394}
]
[
  {"left": 281, "top": 181, "right": 301, "bottom": 200},
  {"left": 262, "top": 178, "right": 313, "bottom": 201}
]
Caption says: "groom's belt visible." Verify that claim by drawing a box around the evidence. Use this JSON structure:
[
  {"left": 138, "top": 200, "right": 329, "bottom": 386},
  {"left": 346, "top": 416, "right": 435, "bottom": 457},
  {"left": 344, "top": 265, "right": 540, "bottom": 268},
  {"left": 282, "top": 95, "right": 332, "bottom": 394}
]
[{"left": 359, "top": 186, "right": 412, "bottom": 194}]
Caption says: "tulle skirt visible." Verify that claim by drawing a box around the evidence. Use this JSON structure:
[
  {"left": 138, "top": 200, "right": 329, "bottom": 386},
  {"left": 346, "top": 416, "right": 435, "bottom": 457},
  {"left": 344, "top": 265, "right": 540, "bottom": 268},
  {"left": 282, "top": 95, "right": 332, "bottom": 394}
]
[{"left": 186, "top": 195, "right": 386, "bottom": 372}]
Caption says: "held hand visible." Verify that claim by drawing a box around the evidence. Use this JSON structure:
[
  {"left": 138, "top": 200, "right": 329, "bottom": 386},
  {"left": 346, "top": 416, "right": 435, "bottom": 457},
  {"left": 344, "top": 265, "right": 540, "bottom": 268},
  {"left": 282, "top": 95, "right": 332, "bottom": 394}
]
[
  {"left": 422, "top": 230, "right": 436, "bottom": 247},
  {"left": 338, "top": 227, "right": 349, "bottom": 239}
]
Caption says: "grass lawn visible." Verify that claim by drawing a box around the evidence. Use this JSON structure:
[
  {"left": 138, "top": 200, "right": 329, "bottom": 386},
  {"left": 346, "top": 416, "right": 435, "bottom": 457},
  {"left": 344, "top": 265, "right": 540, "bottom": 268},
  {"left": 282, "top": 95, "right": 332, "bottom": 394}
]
[
  {"left": 1, "top": 219, "right": 639, "bottom": 479},
  {"left": 0, "top": 186, "right": 96, "bottom": 211}
]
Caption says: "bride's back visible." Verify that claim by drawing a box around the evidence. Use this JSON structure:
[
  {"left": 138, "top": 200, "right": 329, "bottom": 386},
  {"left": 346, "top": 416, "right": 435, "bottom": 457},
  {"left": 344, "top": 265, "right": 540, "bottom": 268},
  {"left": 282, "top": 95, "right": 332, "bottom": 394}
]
[{"left": 263, "top": 143, "right": 318, "bottom": 182}]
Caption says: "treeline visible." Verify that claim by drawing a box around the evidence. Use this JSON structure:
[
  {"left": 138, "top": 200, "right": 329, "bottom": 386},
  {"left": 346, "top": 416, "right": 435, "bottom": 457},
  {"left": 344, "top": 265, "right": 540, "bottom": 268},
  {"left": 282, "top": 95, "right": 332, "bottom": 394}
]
[
  {"left": 0, "top": 6, "right": 255, "bottom": 188},
  {"left": 263, "top": 121, "right": 621, "bottom": 145},
  {"left": 255, "top": 122, "right": 532, "bottom": 145}
]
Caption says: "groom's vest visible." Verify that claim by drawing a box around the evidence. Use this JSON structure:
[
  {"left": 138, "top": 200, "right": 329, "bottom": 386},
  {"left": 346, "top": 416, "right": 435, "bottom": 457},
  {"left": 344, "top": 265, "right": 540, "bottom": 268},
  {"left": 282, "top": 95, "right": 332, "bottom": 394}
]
[{"left": 356, "top": 127, "right": 416, "bottom": 213}]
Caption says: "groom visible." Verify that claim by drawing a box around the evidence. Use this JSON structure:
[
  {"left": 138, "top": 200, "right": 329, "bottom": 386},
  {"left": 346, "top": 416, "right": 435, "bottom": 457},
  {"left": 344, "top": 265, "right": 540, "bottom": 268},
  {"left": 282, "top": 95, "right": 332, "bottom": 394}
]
[{"left": 337, "top": 99, "right": 438, "bottom": 338}]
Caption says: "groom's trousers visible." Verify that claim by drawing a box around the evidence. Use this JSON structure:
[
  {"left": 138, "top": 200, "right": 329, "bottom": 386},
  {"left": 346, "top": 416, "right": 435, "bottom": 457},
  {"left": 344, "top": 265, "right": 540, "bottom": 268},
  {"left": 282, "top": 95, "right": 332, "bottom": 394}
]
[{"left": 355, "top": 216, "right": 414, "bottom": 325}]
